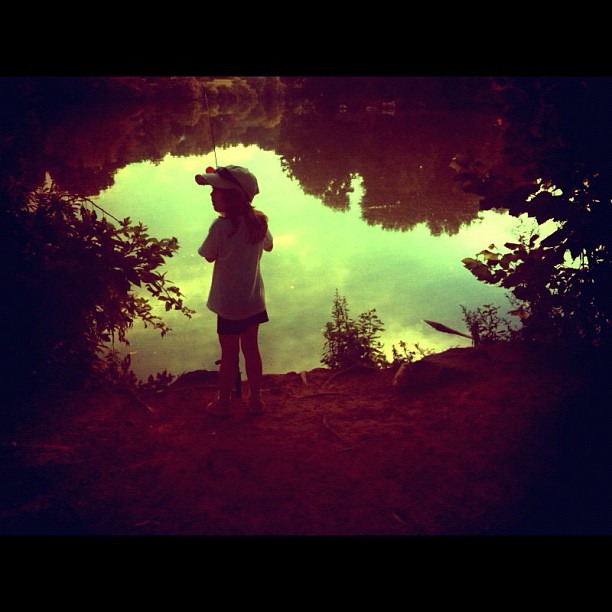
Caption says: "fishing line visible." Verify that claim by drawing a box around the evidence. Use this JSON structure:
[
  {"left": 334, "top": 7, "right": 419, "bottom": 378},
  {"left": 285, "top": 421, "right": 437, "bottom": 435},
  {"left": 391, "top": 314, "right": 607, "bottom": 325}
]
[
  {"left": 204, "top": 90, "right": 219, "bottom": 168},
  {"left": 204, "top": 89, "right": 241, "bottom": 394}
]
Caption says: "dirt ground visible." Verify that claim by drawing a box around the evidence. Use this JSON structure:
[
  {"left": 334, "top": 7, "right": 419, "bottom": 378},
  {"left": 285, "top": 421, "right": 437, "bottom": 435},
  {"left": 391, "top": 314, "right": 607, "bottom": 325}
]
[{"left": 1, "top": 342, "right": 611, "bottom": 537}]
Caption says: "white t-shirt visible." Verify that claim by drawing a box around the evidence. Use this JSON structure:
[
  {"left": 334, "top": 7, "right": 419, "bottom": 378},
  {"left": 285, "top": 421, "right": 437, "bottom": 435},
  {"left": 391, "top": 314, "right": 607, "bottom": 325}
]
[{"left": 198, "top": 216, "right": 273, "bottom": 320}]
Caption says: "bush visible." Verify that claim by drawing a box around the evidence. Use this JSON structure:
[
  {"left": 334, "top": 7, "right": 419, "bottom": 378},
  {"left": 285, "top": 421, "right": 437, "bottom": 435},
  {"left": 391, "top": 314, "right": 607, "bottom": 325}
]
[
  {"left": 457, "top": 78, "right": 612, "bottom": 348},
  {"left": 460, "top": 303, "right": 519, "bottom": 344},
  {"left": 321, "top": 291, "right": 437, "bottom": 371},
  {"left": 389, "top": 340, "right": 433, "bottom": 367},
  {"left": 4, "top": 183, "right": 195, "bottom": 398},
  {"left": 321, "top": 290, "right": 387, "bottom": 370}
]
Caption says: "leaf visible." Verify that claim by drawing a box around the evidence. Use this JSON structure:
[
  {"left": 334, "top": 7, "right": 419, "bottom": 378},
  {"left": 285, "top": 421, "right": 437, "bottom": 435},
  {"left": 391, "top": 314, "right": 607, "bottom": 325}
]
[
  {"left": 124, "top": 267, "right": 142, "bottom": 287},
  {"left": 513, "top": 285, "right": 535, "bottom": 301},
  {"left": 478, "top": 249, "right": 500, "bottom": 261},
  {"left": 463, "top": 258, "right": 495, "bottom": 282},
  {"left": 140, "top": 271, "right": 159, "bottom": 284},
  {"left": 423, "top": 319, "right": 472, "bottom": 340},
  {"left": 461, "top": 257, "right": 480, "bottom": 269},
  {"left": 499, "top": 252, "right": 521, "bottom": 269}
]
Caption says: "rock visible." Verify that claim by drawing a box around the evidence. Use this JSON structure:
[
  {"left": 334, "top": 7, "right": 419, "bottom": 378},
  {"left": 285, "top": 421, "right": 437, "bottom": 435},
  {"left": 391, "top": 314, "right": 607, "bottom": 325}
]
[
  {"left": 393, "top": 347, "right": 491, "bottom": 392},
  {"left": 171, "top": 369, "right": 218, "bottom": 389}
]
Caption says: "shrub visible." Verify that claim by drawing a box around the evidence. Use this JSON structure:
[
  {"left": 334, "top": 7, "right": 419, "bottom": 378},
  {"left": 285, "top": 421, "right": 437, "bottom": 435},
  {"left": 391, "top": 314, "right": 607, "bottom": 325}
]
[
  {"left": 460, "top": 303, "right": 520, "bottom": 344},
  {"left": 389, "top": 340, "right": 434, "bottom": 367},
  {"left": 456, "top": 78, "right": 612, "bottom": 348},
  {"left": 4, "top": 183, "right": 194, "bottom": 397},
  {"left": 321, "top": 290, "right": 387, "bottom": 370}
]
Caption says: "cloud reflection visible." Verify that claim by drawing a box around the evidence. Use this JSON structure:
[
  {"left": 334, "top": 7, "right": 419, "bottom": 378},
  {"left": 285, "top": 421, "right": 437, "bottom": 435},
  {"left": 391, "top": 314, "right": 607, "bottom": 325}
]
[{"left": 94, "top": 145, "right": 521, "bottom": 380}]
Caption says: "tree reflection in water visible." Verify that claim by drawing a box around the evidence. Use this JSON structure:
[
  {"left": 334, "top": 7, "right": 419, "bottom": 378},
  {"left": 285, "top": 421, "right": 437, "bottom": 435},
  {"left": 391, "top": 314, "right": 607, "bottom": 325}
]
[
  {"left": 92, "top": 146, "right": 520, "bottom": 379},
  {"left": 4, "top": 77, "right": 516, "bottom": 379}
]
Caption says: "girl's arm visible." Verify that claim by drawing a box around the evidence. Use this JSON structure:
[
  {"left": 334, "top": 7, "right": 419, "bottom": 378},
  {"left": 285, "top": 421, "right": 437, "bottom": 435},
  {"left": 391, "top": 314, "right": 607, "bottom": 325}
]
[
  {"left": 198, "top": 222, "right": 220, "bottom": 262},
  {"left": 263, "top": 229, "right": 273, "bottom": 252}
]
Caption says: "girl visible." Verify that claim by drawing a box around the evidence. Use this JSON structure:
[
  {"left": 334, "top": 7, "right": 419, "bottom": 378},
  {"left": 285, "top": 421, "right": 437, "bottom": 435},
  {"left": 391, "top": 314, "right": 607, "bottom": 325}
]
[{"left": 196, "top": 165, "right": 273, "bottom": 417}]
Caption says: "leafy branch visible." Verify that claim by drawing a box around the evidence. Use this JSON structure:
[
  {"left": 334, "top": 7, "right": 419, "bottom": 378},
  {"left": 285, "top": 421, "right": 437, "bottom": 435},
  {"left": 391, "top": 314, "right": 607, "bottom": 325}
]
[
  {"left": 455, "top": 77, "right": 612, "bottom": 348},
  {"left": 6, "top": 183, "right": 195, "bottom": 394},
  {"left": 321, "top": 290, "right": 387, "bottom": 370},
  {"left": 321, "top": 290, "right": 432, "bottom": 370}
]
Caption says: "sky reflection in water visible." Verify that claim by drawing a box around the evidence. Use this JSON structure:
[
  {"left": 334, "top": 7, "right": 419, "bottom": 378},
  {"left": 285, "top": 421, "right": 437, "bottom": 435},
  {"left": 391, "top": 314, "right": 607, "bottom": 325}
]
[{"left": 94, "top": 144, "right": 525, "bottom": 380}]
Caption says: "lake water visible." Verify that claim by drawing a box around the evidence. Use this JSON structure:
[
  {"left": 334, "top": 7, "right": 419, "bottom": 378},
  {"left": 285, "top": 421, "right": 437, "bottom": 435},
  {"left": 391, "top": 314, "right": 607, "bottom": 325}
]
[
  {"left": 11, "top": 77, "right": 554, "bottom": 381},
  {"left": 93, "top": 143, "right": 527, "bottom": 380}
]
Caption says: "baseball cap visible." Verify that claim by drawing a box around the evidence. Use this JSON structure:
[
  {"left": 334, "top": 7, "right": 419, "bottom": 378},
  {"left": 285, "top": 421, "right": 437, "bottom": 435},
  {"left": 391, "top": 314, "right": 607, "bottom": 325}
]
[{"left": 194, "top": 165, "right": 259, "bottom": 201}]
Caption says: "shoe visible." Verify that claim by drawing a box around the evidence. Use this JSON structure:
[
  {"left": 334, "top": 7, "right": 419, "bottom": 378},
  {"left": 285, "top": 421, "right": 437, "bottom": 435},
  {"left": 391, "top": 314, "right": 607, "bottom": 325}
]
[
  {"left": 248, "top": 398, "right": 265, "bottom": 415},
  {"left": 206, "top": 399, "right": 231, "bottom": 418}
]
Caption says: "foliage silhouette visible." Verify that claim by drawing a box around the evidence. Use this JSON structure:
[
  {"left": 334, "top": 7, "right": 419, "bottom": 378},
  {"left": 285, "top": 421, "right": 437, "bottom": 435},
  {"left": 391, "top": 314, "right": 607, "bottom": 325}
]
[
  {"left": 456, "top": 77, "right": 612, "bottom": 347},
  {"left": 278, "top": 98, "right": 499, "bottom": 235},
  {"left": 3, "top": 76, "right": 503, "bottom": 236},
  {"left": 460, "top": 303, "right": 519, "bottom": 345},
  {"left": 389, "top": 340, "right": 434, "bottom": 367},
  {"left": 321, "top": 291, "right": 432, "bottom": 370},
  {"left": 321, "top": 290, "right": 387, "bottom": 370},
  {"left": 0, "top": 77, "right": 286, "bottom": 199},
  {"left": 4, "top": 182, "right": 195, "bottom": 403}
]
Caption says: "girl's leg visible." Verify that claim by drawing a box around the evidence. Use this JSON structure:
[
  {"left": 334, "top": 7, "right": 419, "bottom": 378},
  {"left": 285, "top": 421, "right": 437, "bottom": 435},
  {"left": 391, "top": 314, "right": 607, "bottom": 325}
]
[
  {"left": 240, "top": 324, "right": 263, "bottom": 400},
  {"left": 218, "top": 333, "right": 240, "bottom": 404}
]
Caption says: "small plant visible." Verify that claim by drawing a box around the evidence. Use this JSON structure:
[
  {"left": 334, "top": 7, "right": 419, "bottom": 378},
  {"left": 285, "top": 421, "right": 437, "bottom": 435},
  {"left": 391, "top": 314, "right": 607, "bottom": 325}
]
[
  {"left": 321, "top": 290, "right": 387, "bottom": 370},
  {"left": 97, "top": 349, "right": 176, "bottom": 393},
  {"left": 321, "top": 292, "right": 436, "bottom": 371},
  {"left": 460, "top": 303, "right": 519, "bottom": 344},
  {"left": 389, "top": 340, "right": 434, "bottom": 367},
  {"left": 5, "top": 183, "right": 194, "bottom": 395}
]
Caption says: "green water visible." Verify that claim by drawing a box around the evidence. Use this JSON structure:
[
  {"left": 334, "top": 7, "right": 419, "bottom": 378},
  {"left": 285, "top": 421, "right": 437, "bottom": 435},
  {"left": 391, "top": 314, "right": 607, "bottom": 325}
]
[{"left": 94, "top": 144, "right": 528, "bottom": 380}]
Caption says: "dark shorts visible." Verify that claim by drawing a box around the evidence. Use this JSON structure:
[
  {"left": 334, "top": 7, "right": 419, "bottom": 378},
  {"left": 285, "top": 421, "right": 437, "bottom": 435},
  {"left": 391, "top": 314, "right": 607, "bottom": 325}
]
[{"left": 217, "top": 310, "right": 269, "bottom": 335}]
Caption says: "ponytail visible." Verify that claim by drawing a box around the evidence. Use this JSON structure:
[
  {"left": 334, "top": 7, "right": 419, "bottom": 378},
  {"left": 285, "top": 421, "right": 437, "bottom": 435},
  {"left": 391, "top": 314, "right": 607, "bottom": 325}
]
[
  {"left": 222, "top": 190, "right": 268, "bottom": 243},
  {"left": 246, "top": 209, "right": 268, "bottom": 244}
]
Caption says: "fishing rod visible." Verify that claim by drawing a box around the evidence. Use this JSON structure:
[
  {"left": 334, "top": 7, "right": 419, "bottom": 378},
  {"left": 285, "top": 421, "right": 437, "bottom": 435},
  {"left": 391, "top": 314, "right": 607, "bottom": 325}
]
[
  {"left": 204, "top": 90, "right": 219, "bottom": 168},
  {"left": 204, "top": 90, "right": 242, "bottom": 395}
]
